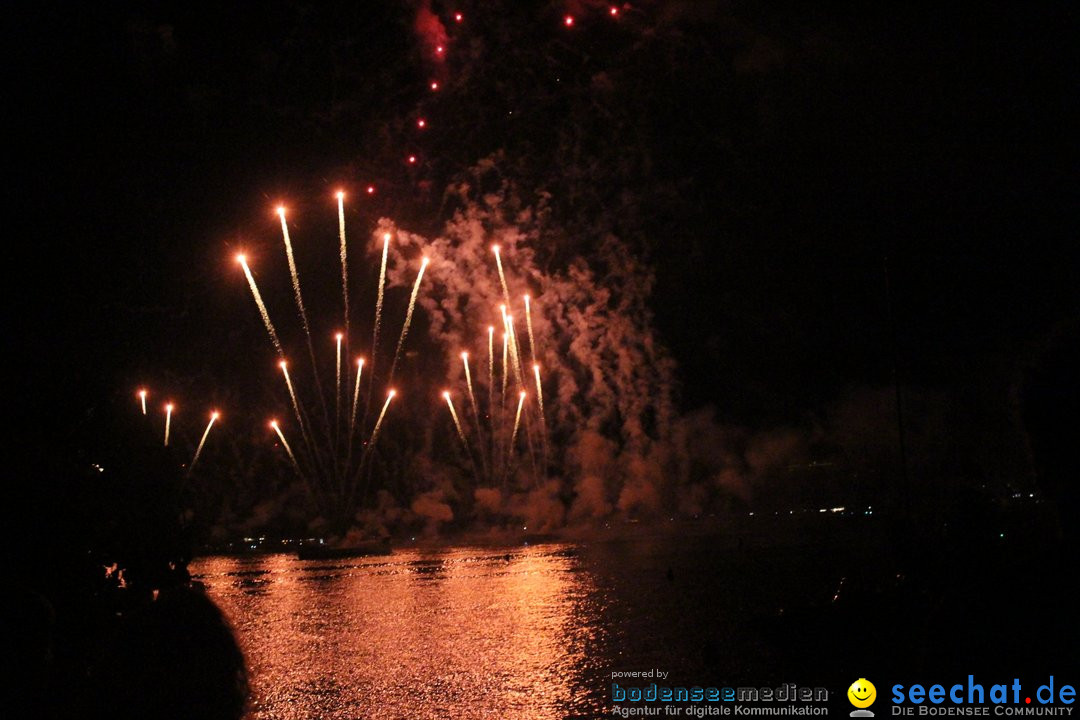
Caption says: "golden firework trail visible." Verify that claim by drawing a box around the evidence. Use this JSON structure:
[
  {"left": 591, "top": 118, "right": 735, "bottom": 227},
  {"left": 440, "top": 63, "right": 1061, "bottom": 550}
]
[
  {"left": 462, "top": 352, "right": 479, "bottom": 421},
  {"left": 388, "top": 256, "right": 429, "bottom": 381},
  {"left": 277, "top": 207, "right": 313, "bottom": 339},
  {"left": 138, "top": 389, "right": 147, "bottom": 415},
  {"left": 270, "top": 420, "right": 302, "bottom": 474},
  {"left": 368, "top": 390, "right": 396, "bottom": 448},
  {"left": 164, "top": 403, "right": 174, "bottom": 447},
  {"left": 336, "top": 192, "right": 349, "bottom": 342},
  {"left": 509, "top": 390, "right": 526, "bottom": 458},
  {"left": 349, "top": 357, "right": 364, "bottom": 437},
  {"left": 501, "top": 331, "right": 509, "bottom": 404},
  {"left": 493, "top": 244, "right": 511, "bottom": 308},
  {"left": 443, "top": 391, "right": 468, "bottom": 449},
  {"left": 506, "top": 313, "right": 525, "bottom": 389},
  {"left": 462, "top": 351, "right": 489, "bottom": 479},
  {"left": 371, "top": 232, "right": 390, "bottom": 374},
  {"left": 278, "top": 206, "right": 330, "bottom": 432},
  {"left": 533, "top": 363, "right": 546, "bottom": 427},
  {"left": 279, "top": 361, "right": 310, "bottom": 447},
  {"left": 237, "top": 254, "right": 284, "bottom": 357},
  {"left": 190, "top": 411, "right": 219, "bottom": 471}
]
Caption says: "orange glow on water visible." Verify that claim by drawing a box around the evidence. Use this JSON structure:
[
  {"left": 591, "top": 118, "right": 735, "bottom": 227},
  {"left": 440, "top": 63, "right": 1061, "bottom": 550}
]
[{"left": 191, "top": 546, "right": 595, "bottom": 717}]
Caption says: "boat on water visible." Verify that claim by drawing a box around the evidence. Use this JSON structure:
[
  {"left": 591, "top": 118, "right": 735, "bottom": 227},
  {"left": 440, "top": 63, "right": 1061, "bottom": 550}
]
[{"left": 296, "top": 537, "right": 392, "bottom": 560}]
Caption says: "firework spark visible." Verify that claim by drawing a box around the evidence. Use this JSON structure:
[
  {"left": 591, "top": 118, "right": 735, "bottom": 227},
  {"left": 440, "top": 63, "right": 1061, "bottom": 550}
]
[
  {"left": 533, "top": 363, "right": 546, "bottom": 427},
  {"left": 493, "top": 245, "right": 511, "bottom": 307},
  {"left": 277, "top": 207, "right": 312, "bottom": 337},
  {"left": 510, "top": 390, "right": 526, "bottom": 457},
  {"left": 443, "top": 391, "right": 468, "bottom": 449},
  {"left": 278, "top": 206, "right": 330, "bottom": 431},
  {"left": 164, "top": 402, "right": 174, "bottom": 447},
  {"left": 237, "top": 254, "right": 284, "bottom": 357},
  {"left": 372, "top": 232, "right": 391, "bottom": 375},
  {"left": 368, "top": 389, "right": 396, "bottom": 448},
  {"left": 389, "top": 256, "right": 429, "bottom": 381},
  {"left": 501, "top": 331, "right": 509, "bottom": 404},
  {"left": 190, "top": 410, "right": 219, "bottom": 471},
  {"left": 336, "top": 191, "right": 349, "bottom": 341},
  {"left": 279, "top": 360, "right": 309, "bottom": 447},
  {"left": 138, "top": 388, "right": 147, "bottom": 415},
  {"left": 462, "top": 351, "right": 479, "bottom": 421},
  {"left": 462, "top": 351, "right": 488, "bottom": 478},
  {"left": 506, "top": 313, "right": 524, "bottom": 389},
  {"left": 350, "top": 357, "right": 365, "bottom": 437},
  {"left": 270, "top": 419, "right": 302, "bottom": 474}
]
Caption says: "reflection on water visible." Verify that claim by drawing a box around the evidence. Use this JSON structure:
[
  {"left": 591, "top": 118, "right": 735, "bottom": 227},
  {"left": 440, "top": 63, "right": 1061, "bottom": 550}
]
[{"left": 194, "top": 545, "right": 610, "bottom": 719}]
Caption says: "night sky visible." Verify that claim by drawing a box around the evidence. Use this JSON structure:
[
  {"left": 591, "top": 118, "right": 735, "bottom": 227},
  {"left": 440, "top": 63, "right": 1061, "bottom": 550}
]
[{"left": 8, "top": 1, "right": 1078, "bottom": 510}]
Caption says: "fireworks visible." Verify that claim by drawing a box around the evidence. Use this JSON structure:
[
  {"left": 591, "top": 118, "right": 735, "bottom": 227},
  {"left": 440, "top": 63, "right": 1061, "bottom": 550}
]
[
  {"left": 533, "top": 363, "right": 545, "bottom": 427},
  {"left": 237, "top": 254, "right": 283, "bottom": 357},
  {"left": 506, "top": 314, "right": 524, "bottom": 389},
  {"left": 462, "top": 351, "right": 478, "bottom": 420},
  {"left": 510, "top": 390, "right": 526, "bottom": 458},
  {"left": 443, "top": 391, "right": 468, "bottom": 449},
  {"left": 221, "top": 197, "right": 556, "bottom": 523},
  {"left": 368, "top": 389, "right": 396, "bottom": 448},
  {"left": 164, "top": 402, "right": 174, "bottom": 447},
  {"left": 493, "top": 245, "right": 511, "bottom": 307},
  {"left": 372, "top": 232, "right": 390, "bottom": 376},
  {"left": 190, "top": 410, "right": 219, "bottom": 471},
  {"left": 350, "top": 357, "right": 365, "bottom": 438},
  {"left": 501, "top": 331, "right": 509, "bottom": 403},
  {"left": 229, "top": 209, "right": 423, "bottom": 524},
  {"left": 337, "top": 191, "right": 350, "bottom": 342},
  {"left": 138, "top": 388, "right": 147, "bottom": 415},
  {"left": 277, "top": 207, "right": 311, "bottom": 338},
  {"left": 278, "top": 206, "right": 330, "bottom": 434},
  {"left": 270, "top": 419, "right": 302, "bottom": 474},
  {"left": 388, "top": 256, "right": 429, "bottom": 382},
  {"left": 279, "top": 360, "right": 310, "bottom": 451}
]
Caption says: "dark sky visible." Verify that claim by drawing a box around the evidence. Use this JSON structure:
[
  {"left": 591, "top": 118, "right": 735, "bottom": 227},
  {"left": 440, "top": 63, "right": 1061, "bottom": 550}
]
[{"left": 8, "top": 0, "right": 1078, "bottom": 443}]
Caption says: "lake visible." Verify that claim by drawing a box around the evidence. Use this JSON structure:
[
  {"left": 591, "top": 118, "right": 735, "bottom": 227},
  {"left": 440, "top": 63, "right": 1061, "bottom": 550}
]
[{"left": 192, "top": 527, "right": 863, "bottom": 719}]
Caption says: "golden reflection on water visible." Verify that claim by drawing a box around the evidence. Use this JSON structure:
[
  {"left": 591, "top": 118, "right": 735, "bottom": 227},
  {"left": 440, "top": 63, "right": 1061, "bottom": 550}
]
[{"left": 193, "top": 545, "right": 606, "bottom": 719}]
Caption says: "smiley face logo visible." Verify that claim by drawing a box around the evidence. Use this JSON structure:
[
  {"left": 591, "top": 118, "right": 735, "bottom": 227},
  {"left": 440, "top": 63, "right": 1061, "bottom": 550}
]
[{"left": 848, "top": 679, "right": 877, "bottom": 709}]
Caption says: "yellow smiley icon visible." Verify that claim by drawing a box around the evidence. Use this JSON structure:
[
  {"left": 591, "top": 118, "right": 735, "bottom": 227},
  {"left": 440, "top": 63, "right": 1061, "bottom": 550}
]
[{"left": 848, "top": 679, "right": 876, "bottom": 708}]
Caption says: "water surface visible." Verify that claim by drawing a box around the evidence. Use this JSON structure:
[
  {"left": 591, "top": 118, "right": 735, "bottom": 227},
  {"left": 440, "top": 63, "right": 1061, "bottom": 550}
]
[{"left": 193, "top": 532, "right": 850, "bottom": 719}]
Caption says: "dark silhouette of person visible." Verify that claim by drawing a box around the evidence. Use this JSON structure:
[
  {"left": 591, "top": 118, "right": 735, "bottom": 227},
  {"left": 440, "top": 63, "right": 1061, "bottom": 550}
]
[{"left": 90, "top": 586, "right": 248, "bottom": 720}]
